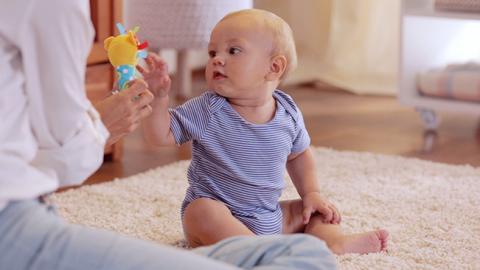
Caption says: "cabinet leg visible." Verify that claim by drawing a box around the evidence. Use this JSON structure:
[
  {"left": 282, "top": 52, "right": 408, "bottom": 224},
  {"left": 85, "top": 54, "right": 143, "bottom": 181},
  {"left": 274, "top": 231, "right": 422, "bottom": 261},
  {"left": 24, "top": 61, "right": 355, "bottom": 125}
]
[
  {"left": 422, "top": 130, "right": 438, "bottom": 153},
  {"left": 416, "top": 108, "right": 440, "bottom": 131}
]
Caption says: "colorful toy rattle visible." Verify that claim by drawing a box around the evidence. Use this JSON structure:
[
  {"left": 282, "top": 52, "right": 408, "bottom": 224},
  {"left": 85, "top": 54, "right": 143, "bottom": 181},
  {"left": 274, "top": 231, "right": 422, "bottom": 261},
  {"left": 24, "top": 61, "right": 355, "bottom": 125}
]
[{"left": 104, "top": 23, "right": 149, "bottom": 91}]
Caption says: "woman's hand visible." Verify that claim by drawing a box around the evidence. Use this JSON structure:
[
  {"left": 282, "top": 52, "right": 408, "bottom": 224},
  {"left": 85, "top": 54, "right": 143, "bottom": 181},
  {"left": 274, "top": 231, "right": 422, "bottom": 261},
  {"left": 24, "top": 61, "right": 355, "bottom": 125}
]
[
  {"left": 94, "top": 79, "right": 154, "bottom": 146},
  {"left": 302, "top": 192, "right": 341, "bottom": 225},
  {"left": 137, "top": 53, "right": 171, "bottom": 98}
]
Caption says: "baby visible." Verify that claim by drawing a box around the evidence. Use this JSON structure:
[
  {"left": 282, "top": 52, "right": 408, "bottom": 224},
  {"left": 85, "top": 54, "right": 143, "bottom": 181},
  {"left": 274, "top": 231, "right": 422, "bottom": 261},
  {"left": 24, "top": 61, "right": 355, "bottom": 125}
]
[{"left": 141, "top": 9, "right": 388, "bottom": 255}]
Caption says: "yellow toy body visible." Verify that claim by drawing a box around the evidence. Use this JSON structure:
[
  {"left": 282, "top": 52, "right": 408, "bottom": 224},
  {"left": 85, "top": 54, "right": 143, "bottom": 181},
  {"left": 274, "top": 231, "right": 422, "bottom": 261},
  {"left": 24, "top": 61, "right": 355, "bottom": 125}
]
[{"left": 104, "top": 24, "right": 148, "bottom": 90}]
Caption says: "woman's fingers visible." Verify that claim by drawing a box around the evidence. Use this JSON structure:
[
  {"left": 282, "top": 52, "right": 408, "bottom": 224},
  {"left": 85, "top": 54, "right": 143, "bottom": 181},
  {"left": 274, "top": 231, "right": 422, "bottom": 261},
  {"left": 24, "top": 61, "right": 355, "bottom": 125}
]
[
  {"left": 138, "top": 105, "right": 153, "bottom": 119},
  {"left": 122, "top": 79, "right": 149, "bottom": 102},
  {"left": 112, "top": 80, "right": 119, "bottom": 92},
  {"left": 129, "top": 93, "right": 154, "bottom": 123},
  {"left": 133, "top": 89, "right": 154, "bottom": 109}
]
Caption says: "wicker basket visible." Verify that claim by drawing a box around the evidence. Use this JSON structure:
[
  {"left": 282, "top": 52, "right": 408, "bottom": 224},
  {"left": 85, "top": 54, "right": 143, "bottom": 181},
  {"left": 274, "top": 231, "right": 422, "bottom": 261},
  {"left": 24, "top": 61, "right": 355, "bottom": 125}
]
[{"left": 434, "top": 0, "right": 480, "bottom": 12}]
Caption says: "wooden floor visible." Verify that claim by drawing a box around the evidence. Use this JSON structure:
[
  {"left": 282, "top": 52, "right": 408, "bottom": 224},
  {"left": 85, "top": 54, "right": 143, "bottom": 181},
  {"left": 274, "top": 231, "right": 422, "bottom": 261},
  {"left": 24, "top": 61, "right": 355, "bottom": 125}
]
[{"left": 86, "top": 75, "right": 480, "bottom": 185}]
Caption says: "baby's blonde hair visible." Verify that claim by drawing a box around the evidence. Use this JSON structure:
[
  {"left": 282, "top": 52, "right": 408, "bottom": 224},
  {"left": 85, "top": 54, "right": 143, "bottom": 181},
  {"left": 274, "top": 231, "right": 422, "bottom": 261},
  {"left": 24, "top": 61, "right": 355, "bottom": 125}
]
[{"left": 220, "top": 9, "right": 297, "bottom": 80}]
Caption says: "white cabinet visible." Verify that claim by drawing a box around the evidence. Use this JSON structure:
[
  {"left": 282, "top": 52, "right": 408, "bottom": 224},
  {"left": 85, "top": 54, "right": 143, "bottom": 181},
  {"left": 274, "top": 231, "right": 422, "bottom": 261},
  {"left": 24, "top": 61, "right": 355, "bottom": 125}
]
[{"left": 399, "top": 0, "right": 480, "bottom": 129}]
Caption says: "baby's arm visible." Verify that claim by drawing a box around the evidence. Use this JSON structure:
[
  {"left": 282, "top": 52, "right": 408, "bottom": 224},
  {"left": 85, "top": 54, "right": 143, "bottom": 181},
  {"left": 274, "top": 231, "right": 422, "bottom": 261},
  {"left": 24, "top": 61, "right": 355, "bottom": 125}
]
[
  {"left": 287, "top": 147, "right": 341, "bottom": 224},
  {"left": 287, "top": 147, "right": 320, "bottom": 197},
  {"left": 139, "top": 53, "right": 176, "bottom": 146}
]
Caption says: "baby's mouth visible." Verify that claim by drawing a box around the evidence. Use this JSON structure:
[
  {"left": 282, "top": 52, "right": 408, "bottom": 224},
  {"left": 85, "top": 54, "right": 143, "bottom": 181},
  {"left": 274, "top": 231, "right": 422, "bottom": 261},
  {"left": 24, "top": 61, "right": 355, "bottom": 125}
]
[{"left": 213, "top": 71, "right": 227, "bottom": 80}]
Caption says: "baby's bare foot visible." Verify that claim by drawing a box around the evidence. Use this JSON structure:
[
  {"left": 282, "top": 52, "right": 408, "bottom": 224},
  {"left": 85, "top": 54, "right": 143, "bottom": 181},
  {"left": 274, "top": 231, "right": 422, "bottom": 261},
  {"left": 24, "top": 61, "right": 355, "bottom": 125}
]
[{"left": 331, "top": 229, "right": 389, "bottom": 255}]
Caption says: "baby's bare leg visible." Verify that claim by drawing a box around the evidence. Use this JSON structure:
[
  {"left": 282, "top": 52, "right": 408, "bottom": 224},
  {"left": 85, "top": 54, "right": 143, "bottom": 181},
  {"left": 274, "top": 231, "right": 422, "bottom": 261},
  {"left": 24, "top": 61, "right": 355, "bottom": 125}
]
[
  {"left": 183, "top": 198, "right": 254, "bottom": 248},
  {"left": 280, "top": 199, "right": 389, "bottom": 255}
]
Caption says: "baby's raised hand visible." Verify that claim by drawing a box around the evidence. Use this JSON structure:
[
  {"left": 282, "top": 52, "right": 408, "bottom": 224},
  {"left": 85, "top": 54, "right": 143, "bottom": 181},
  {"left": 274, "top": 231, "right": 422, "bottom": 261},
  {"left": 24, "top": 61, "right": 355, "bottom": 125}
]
[
  {"left": 137, "top": 53, "right": 171, "bottom": 98},
  {"left": 302, "top": 192, "right": 341, "bottom": 225}
]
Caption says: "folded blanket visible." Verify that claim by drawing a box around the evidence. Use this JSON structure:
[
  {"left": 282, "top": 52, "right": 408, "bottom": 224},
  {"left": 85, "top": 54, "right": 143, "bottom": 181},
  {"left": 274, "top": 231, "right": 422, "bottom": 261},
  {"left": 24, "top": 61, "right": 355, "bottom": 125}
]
[
  {"left": 434, "top": 0, "right": 480, "bottom": 13},
  {"left": 417, "top": 62, "right": 480, "bottom": 102}
]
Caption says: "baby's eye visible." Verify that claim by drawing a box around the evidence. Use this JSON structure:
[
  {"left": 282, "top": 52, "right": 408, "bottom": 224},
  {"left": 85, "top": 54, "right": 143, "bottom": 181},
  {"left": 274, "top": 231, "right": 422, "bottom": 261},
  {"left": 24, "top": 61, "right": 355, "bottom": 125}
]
[
  {"left": 208, "top": 50, "right": 216, "bottom": 58},
  {"left": 229, "top": 47, "right": 241, "bottom": 55}
]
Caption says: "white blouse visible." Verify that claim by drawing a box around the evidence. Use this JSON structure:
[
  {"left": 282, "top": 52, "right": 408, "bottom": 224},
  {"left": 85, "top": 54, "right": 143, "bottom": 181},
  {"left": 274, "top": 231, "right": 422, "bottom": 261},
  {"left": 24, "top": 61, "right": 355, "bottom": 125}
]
[{"left": 0, "top": 0, "right": 109, "bottom": 210}]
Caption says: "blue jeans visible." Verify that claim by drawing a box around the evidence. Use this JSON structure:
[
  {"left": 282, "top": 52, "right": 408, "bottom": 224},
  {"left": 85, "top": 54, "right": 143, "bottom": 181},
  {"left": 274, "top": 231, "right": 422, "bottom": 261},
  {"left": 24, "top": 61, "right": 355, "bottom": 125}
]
[{"left": 0, "top": 200, "right": 336, "bottom": 270}]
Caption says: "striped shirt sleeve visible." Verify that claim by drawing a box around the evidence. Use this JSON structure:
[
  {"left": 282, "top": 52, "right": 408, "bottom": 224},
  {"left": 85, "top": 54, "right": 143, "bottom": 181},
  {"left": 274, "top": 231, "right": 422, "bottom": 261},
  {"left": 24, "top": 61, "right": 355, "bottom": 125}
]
[
  {"left": 169, "top": 92, "right": 212, "bottom": 144},
  {"left": 291, "top": 105, "right": 311, "bottom": 154}
]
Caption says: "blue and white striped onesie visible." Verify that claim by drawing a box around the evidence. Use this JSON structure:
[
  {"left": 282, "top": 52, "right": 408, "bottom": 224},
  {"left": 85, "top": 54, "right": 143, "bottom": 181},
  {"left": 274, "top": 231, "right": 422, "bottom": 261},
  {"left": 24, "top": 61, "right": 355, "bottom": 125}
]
[{"left": 169, "top": 90, "right": 311, "bottom": 235}]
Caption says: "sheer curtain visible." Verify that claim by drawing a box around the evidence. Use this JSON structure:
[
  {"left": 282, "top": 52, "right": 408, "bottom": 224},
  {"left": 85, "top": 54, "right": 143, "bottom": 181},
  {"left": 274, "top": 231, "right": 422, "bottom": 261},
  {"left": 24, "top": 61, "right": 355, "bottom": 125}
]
[{"left": 255, "top": 0, "right": 400, "bottom": 96}]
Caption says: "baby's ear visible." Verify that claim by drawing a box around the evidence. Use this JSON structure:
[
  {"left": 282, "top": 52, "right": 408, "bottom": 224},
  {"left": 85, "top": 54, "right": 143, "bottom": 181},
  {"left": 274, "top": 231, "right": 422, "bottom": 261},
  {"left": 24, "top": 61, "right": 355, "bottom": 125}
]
[
  {"left": 104, "top": 36, "right": 114, "bottom": 50},
  {"left": 266, "top": 55, "right": 287, "bottom": 81}
]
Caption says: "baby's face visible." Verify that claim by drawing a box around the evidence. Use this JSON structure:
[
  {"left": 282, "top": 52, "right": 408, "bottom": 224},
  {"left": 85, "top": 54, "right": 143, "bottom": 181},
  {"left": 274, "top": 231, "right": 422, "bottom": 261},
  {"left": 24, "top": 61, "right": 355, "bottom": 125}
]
[{"left": 205, "top": 14, "right": 274, "bottom": 100}]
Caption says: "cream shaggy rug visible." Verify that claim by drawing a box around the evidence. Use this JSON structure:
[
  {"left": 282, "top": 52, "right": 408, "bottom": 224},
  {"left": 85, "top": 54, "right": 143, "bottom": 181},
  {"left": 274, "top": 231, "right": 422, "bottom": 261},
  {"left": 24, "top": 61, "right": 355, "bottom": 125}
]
[{"left": 52, "top": 147, "right": 480, "bottom": 270}]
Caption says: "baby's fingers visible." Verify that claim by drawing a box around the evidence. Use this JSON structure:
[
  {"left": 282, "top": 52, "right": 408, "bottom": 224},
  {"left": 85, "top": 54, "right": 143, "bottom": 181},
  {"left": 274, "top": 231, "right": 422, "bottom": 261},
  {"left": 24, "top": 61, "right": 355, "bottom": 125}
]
[
  {"left": 145, "top": 54, "right": 156, "bottom": 69},
  {"left": 136, "top": 64, "right": 147, "bottom": 75},
  {"left": 330, "top": 206, "right": 341, "bottom": 224},
  {"left": 302, "top": 206, "right": 313, "bottom": 224},
  {"left": 318, "top": 205, "right": 333, "bottom": 223},
  {"left": 146, "top": 53, "right": 166, "bottom": 69}
]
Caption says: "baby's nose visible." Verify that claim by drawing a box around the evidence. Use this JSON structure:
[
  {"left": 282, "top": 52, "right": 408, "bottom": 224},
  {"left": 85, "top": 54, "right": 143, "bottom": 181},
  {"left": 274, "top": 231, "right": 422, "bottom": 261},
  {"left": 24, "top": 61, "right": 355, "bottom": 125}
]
[{"left": 212, "top": 55, "right": 225, "bottom": 66}]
